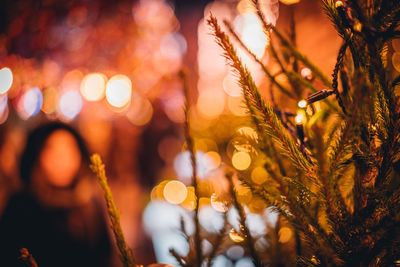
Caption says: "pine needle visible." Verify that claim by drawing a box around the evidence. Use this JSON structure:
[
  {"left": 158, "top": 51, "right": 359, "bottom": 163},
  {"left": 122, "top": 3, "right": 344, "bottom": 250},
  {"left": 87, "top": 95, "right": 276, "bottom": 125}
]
[{"left": 90, "top": 154, "right": 137, "bottom": 267}]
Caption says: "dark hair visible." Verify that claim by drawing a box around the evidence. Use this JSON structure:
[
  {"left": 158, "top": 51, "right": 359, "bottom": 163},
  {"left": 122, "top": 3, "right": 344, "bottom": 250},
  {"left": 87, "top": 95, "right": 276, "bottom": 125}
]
[{"left": 19, "top": 122, "right": 90, "bottom": 184}]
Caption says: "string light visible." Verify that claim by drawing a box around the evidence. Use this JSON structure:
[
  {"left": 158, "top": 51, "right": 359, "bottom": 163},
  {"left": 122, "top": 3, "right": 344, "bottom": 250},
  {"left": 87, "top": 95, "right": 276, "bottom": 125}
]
[
  {"left": 297, "top": 99, "right": 307, "bottom": 109},
  {"left": 295, "top": 111, "right": 306, "bottom": 125},
  {"left": 105, "top": 74, "right": 132, "bottom": 108}
]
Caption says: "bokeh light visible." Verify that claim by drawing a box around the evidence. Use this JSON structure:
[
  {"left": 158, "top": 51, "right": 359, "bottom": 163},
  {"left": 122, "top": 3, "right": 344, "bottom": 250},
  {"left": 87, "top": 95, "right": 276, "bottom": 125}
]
[
  {"left": 163, "top": 180, "right": 188, "bottom": 205},
  {"left": 251, "top": 166, "right": 268, "bottom": 184},
  {"left": 232, "top": 151, "right": 252, "bottom": 170},
  {"left": 0, "top": 67, "right": 13, "bottom": 94},
  {"left": 80, "top": 73, "right": 107, "bottom": 102},
  {"left": 298, "top": 99, "right": 307, "bottom": 108},
  {"left": 18, "top": 87, "right": 43, "bottom": 120},
  {"left": 278, "top": 227, "right": 293, "bottom": 243},
  {"left": 58, "top": 90, "right": 83, "bottom": 120},
  {"left": 105, "top": 74, "right": 132, "bottom": 108}
]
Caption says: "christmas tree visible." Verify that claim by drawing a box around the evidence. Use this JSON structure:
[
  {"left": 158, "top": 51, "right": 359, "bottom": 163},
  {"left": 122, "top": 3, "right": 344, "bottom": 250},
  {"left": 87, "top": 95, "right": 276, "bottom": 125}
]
[{"left": 168, "top": 0, "right": 400, "bottom": 266}]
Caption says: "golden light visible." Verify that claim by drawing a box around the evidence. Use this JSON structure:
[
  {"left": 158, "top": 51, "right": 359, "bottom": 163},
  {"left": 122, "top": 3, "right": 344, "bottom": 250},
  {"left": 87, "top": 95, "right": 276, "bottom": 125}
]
[
  {"left": 181, "top": 186, "right": 196, "bottom": 211},
  {"left": 80, "top": 73, "right": 107, "bottom": 102},
  {"left": 297, "top": 99, "right": 307, "bottom": 109},
  {"left": 251, "top": 166, "right": 268, "bottom": 185},
  {"left": 280, "top": 0, "right": 300, "bottom": 5},
  {"left": 295, "top": 111, "right": 306, "bottom": 125},
  {"left": 229, "top": 228, "right": 245, "bottom": 243},
  {"left": 0, "top": 67, "right": 13, "bottom": 94},
  {"left": 210, "top": 193, "right": 228, "bottom": 212},
  {"left": 278, "top": 227, "right": 293, "bottom": 243},
  {"left": 163, "top": 180, "right": 188, "bottom": 205},
  {"left": 232, "top": 151, "right": 251, "bottom": 171},
  {"left": 105, "top": 74, "right": 132, "bottom": 108}
]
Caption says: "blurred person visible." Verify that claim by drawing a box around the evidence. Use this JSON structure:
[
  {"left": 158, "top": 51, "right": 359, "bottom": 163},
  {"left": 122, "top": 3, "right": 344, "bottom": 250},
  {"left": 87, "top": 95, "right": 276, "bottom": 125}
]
[{"left": 0, "top": 122, "right": 113, "bottom": 267}]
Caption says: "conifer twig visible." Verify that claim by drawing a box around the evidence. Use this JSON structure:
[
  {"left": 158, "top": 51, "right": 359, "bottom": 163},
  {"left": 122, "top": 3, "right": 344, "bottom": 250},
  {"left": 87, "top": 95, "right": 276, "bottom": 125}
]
[
  {"left": 179, "top": 70, "right": 203, "bottom": 267},
  {"left": 226, "top": 173, "right": 262, "bottom": 267},
  {"left": 90, "top": 154, "right": 137, "bottom": 267},
  {"left": 208, "top": 14, "right": 316, "bottom": 180}
]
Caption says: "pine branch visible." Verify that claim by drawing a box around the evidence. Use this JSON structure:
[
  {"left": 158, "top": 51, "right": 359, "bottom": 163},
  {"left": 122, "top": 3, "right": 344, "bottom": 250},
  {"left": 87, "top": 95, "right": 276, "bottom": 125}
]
[
  {"left": 90, "top": 154, "right": 137, "bottom": 267},
  {"left": 180, "top": 70, "right": 203, "bottom": 267},
  {"left": 208, "top": 15, "right": 316, "bottom": 180}
]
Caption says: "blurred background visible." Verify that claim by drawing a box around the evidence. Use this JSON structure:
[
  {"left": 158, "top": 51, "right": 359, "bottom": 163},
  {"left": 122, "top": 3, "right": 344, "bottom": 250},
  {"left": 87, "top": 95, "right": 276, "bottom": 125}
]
[{"left": 0, "top": 0, "right": 342, "bottom": 265}]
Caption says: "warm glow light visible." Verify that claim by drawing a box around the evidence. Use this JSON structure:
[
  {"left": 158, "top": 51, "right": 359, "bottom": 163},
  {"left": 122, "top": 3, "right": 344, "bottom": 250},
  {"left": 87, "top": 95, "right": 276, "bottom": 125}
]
[
  {"left": 251, "top": 166, "right": 268, "bottom": 185},
  {"left": 279, "top": 227, "right": 293, "bottom": 243},
  {"left": 80, "top": 73, "right": 107, "bottom": 102},
  {"left": 58, "top": 90, "right": 83, "bottom": 120},
  {"left": 298, "top": 99, "right": 307, "bottom": 108},
  {"left": 232, "top": 151, "right": 251, "bottom": 171},
  {"left": 295, "top": 111, "right": 306, "bottom": 125},
  {"left": 105, "top": 74, "right": 132, "bottom": 108},
  {"left": 0, "top": 67, "right": 13, "bottom": 94},
  {"left": 18, "top": 88, "right": 43, "bottom": 120},
  {"left": 163, "top": 180, "right": 188, "bottom": 205}
]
